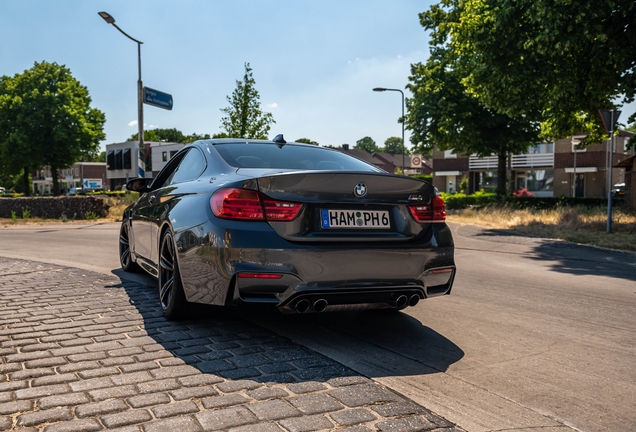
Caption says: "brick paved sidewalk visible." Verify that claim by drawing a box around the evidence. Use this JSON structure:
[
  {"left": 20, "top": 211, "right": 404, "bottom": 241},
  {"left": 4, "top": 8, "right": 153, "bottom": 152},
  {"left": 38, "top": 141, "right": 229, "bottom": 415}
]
[{"left": 0, "top": 257, "right": 461, "bottom": 432}]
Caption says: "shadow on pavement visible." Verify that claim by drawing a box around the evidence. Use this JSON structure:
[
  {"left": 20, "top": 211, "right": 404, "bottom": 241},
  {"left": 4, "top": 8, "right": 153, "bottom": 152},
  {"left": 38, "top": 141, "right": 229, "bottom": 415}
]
[
  {"left": 108, "top": 272, "right": 464, "bottom": 382},
  {"left": 455, "top": 224, "right": 636, "bottom": 282},
  {"left": 528, "top": 240, "right": 636, "bottom": 282}
]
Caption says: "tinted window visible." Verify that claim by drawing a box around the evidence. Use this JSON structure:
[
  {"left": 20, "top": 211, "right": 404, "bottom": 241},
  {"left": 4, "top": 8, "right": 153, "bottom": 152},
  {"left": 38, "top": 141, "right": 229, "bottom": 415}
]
[
  {"left": 213, "top": 143, "right": 381, "bottom": 172},
  {"left": 123, "top": 148, "right": 132, "bottom": 169},
  {"left": 115, "top": 149, "right": 123, "bottom": 170},
  {"left": 107, "top": 150, "right": 115, "bottom": 170},
  {"left": 163, "top": 148, "right": 206, "bottom": 187}
]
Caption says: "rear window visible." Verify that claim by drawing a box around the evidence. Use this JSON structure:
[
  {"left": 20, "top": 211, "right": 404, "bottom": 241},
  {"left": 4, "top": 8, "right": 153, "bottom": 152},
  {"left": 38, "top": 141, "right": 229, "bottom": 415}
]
[{"left": 212, "top": 143, "right": 383, "bottom": 172}]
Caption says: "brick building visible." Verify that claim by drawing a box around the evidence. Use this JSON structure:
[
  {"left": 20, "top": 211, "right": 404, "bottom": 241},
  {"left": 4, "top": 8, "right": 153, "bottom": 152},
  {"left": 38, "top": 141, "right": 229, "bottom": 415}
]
[{"left": 32, "top": 162, "right": 107, "bottom": 195}]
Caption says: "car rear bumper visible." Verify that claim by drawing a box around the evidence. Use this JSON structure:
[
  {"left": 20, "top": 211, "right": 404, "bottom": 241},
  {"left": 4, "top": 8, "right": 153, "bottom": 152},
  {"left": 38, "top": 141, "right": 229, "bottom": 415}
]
[{"left": 175, "top": 221, "right": 455, "bottom": 312}]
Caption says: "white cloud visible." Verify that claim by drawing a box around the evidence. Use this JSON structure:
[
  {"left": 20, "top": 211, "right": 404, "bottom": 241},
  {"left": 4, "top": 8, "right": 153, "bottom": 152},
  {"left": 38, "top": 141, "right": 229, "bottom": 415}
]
[
  {"left": 267, "top": 103, "right": 278, "bottom": 109},
  {"left": 128, "top": 120, "right": 158, "bottom": 129}
]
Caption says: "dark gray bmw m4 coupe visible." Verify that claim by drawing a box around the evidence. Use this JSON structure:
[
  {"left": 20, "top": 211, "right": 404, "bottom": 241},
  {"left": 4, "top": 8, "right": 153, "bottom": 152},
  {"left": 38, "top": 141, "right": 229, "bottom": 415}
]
[{"left": 119, "top": 136, "right": 456, "bottom": 319}]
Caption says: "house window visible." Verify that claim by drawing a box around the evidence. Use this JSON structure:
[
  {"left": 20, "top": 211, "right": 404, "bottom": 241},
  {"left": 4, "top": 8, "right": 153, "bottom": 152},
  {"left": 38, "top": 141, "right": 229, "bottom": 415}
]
[
  {"left": 528, "top": 143, "right": 553, "bottom": 154},
  {"left": 444, "top": 150, "right": 456, "bottom": 159},
  {"left": 162, "top": 151, "right": 168, "bottom": 162},
  {"left": 526, "top": 169, "right": 554, "bottom": 192},
  {"left": 572, "top": 136, "right": 587, "bottom": 152},
  {"left": 170, "top": 150, "right": 178, "bottom": 158}
]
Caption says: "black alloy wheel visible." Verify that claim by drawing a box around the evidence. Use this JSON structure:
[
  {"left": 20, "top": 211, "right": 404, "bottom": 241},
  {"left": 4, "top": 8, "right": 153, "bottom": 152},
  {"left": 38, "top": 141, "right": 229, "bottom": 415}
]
[
  {"left": 119, "top": 221, "right": 139, "bottom": 272},
  {"left": 158, "top": 230, "right": 187, "bottom": 320}
]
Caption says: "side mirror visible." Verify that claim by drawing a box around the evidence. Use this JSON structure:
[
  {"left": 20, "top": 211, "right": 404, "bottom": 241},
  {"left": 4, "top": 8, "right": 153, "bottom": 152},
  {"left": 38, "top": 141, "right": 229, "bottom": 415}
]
[{"left": 125, "top": 178, "right": 151, "bottom": 193}]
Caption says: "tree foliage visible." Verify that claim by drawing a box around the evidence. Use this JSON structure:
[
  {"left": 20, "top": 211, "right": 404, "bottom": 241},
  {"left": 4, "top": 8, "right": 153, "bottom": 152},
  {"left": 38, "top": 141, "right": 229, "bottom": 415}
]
[
  {"left": 354, "top": 136, "right": 379, "bottom": 153},
  {"left": 406, "top": 6, "right": 541, "bottom": 196},
  {"left": 0, "top": 61, "right": 105, "bottom": 195},
  {"left": 220, "top": 63, "right": 275, "bottom": 139},
  {"left": 382, "top": 136, "right": 410, "bottom": 155},
  {"left": 446, "top": 0, "right": 636, "bottom": 140},
  {"left": 295, "top": 138, "right": 319, "bottom": 145},
  {"left": 129, "top": 128, "right": 211, "bottom": 143}
]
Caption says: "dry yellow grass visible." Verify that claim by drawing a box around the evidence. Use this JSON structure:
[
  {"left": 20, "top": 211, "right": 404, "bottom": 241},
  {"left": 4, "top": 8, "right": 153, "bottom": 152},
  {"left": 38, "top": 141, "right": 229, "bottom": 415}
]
[{"left": 448, "top": 205, "right": 636, "bottom": 252}]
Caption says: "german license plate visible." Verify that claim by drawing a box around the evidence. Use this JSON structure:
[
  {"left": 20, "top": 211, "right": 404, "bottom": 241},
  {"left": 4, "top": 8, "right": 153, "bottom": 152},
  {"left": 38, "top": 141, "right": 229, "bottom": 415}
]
[{"left": 321, "top": 209, "right": 390, "bottom": 229}]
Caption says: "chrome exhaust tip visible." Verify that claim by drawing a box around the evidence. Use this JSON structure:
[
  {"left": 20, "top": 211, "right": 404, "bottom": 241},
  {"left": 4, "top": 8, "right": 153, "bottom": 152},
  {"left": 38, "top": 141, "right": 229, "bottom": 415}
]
[
  {"left": 295, "top": 299, "right": 310, "bottom": 313},
  {"left": 409, "top": 294, "right": 420, "bottom": 307},
  {"left": 395, "top": 295, "right": 408, "bottom": 309},
  {"left": 313, "top": 299, "right": 328, "bottom": 313}
]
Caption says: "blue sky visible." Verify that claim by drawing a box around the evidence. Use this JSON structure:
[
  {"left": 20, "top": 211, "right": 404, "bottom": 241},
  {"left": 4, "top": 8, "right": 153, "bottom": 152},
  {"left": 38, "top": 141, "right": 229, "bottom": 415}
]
[
  {"left": 2, "top": 1, "right": 634, "bottom": 154},
  {"left": 1, "top": 0, "right": 434, "bottom": 151}
]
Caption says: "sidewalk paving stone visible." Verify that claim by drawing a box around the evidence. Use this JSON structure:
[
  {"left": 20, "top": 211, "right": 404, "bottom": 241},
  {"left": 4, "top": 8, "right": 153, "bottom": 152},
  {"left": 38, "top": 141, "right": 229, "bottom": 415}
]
[{"left": 0, "top": 257, "right": 461, "bottom": 431}]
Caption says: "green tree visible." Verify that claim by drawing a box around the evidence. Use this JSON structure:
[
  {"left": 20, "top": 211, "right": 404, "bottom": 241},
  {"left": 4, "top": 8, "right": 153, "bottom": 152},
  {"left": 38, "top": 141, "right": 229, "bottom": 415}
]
[
  {"left": 406, "top": 40, "right": 540, "bottom": 196},
  {"left": 354, "top": 136, "right": 379, "bottom": 153},
  {"left": 77, "top": 150, "right": 106, "bottom": 163},
  {"left": 447, "top": 0, "right": 635, "bottom": 140},
  {"left": 382, "top": 136, "right": 410, "bottom": 155},
  {"left": 220, "top": 63, "right": 275, "bottom": 139},
  {"left": 295, "top": 138, "right": 319, "bottom": 145},
  {"left": 129, "top": 128, "right": 211, "bottom": 143},
  {"left": 0, "top": 61, "right": 105, "bottom": 195}
]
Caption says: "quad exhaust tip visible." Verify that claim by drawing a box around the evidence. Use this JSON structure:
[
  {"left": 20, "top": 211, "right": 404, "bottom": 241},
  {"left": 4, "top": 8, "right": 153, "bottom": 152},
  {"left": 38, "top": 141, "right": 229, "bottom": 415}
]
[
  {"left": 395, "top": 295, "right": 408, "bottom": 309},
  {"left": 313, "top": 299, "right": 328, "bottom": 313},
  {"left": 295, "top": 299, "right": 310, "bottom": 313},
  {"left": 409, "top": 294, "right": 420, "bottom": 307}
]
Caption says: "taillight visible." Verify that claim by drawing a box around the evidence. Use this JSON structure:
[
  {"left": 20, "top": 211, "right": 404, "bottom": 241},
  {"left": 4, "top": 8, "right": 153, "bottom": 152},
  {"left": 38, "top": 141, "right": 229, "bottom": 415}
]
[
  {"left": 263, "top": 199, "right": 303, "bottom": 220},
  {"left": 408, "top": 196, "right": 446, "bottom": 222},
  {"left": 211, "top": 188, "right": 264, "bottom": 220},
  {"left": 211, "top": 188, "right": 302, "bottom": 221}
]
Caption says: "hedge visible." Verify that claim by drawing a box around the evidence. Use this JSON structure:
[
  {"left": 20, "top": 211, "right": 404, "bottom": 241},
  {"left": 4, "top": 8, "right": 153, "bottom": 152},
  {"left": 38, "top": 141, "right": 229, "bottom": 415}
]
[{"left": 440, "top": 192, "right": 625, "bottom": 210}]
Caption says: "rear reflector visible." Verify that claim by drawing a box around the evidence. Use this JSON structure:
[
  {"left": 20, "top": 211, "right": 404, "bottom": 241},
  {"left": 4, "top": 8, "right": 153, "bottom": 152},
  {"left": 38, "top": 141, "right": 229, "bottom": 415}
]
[
  {"left": 431, "top": 268, "right": 453, "bottom": 274},
  {"left": 408, "top": 196, "right": 446, "bottom": 222},
  {"left": 211, "top": 188, "right": 302, "bottom": 221},
  {"left": 237, "top": 273, "right": 283, "bottom": 279}
]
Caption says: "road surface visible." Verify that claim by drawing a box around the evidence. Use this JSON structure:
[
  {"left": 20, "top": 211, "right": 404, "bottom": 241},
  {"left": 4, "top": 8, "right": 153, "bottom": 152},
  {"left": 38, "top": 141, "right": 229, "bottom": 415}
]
[{"left": 1, "top": 221, "right": 634, "bottom": 431}]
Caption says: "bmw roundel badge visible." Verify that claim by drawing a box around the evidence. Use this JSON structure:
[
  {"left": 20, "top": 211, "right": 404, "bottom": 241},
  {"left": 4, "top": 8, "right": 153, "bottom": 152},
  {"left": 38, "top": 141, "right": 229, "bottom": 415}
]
[{"left": 354, "top": 183, "right": 367, "bottom": 197}]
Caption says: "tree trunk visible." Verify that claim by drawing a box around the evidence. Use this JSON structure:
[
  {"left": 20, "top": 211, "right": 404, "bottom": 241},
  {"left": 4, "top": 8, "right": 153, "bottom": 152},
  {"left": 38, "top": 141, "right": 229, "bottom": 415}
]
[
  {"left": 497, "top": 151, "right": 507, "bottom": 197},
  {"left": 51, "top": 165, "right": 59, "bottom": 196},
  {"left": 23, "top": 167, "right": 31, "bottom": 197}
]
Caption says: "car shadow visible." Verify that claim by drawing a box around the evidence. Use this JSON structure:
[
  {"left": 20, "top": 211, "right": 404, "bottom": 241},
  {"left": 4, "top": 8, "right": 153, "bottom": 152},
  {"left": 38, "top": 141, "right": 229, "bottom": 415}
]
[{"left": 109, "top": 271, "right": 464, "bottom": 383}]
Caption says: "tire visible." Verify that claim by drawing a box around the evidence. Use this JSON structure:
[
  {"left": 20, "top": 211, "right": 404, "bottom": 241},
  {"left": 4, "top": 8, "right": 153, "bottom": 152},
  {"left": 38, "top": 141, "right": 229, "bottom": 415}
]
[
  {"left": 119, "top": 220, "right": 140, "bottom": 272},
  {"left": 158, "top": 230, "right": 188, "bottom": 320}
]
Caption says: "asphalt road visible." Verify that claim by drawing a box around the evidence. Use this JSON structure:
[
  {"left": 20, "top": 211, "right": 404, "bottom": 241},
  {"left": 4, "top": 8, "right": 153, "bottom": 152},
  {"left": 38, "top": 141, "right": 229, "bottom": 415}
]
[{"left": 1, "top": 221, "right": 635, "bottom": 432}]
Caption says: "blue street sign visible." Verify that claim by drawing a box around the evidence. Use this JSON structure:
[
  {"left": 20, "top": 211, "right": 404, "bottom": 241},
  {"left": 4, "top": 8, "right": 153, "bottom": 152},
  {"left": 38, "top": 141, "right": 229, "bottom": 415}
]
[{"left": 143, "top": 87, "right": 173, "bottom": 110}]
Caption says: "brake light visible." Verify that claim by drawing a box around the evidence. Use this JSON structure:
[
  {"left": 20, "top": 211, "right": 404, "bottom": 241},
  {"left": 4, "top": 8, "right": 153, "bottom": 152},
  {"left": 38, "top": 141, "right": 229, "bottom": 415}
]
[
  {"left": 408, "top": 196, "right": 446, "bottom": 222},
  {"left": 211, "top": 188, "right": 302, "bottom": 221}
]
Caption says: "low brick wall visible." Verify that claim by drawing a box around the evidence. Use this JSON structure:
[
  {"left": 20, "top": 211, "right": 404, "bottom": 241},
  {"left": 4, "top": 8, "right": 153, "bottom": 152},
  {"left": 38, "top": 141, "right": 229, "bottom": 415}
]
[{"left": 0, "top": 196, "right": 110, "bottom": 219}]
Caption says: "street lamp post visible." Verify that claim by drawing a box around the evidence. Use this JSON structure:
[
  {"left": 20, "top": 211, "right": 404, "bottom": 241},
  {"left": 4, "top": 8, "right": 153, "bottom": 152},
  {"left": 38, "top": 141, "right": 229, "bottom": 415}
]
[
  {"left": 98, "top": 11, "right": 145, "bottom": 178},
  {"left": 373, "top": 87, "right": 405, "bottom": 175}
]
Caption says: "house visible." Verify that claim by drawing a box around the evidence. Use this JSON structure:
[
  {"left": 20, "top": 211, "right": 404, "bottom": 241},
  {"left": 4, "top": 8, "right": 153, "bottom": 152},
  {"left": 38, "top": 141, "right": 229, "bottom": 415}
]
[
  {"left": 32, "top": 162, "right": 107, "bottom": 195},
  {"left": 105, "top": 141, "right": 186, "bottom": 191},
  {"left": 334, "top": 145, "right": 431, "bottom": 176},
  {"left": 615, "top": 154, "right": 636, "bottom": 210},
  {"left": 431, "top": 131, "right": 633, "bottom": 197}
]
